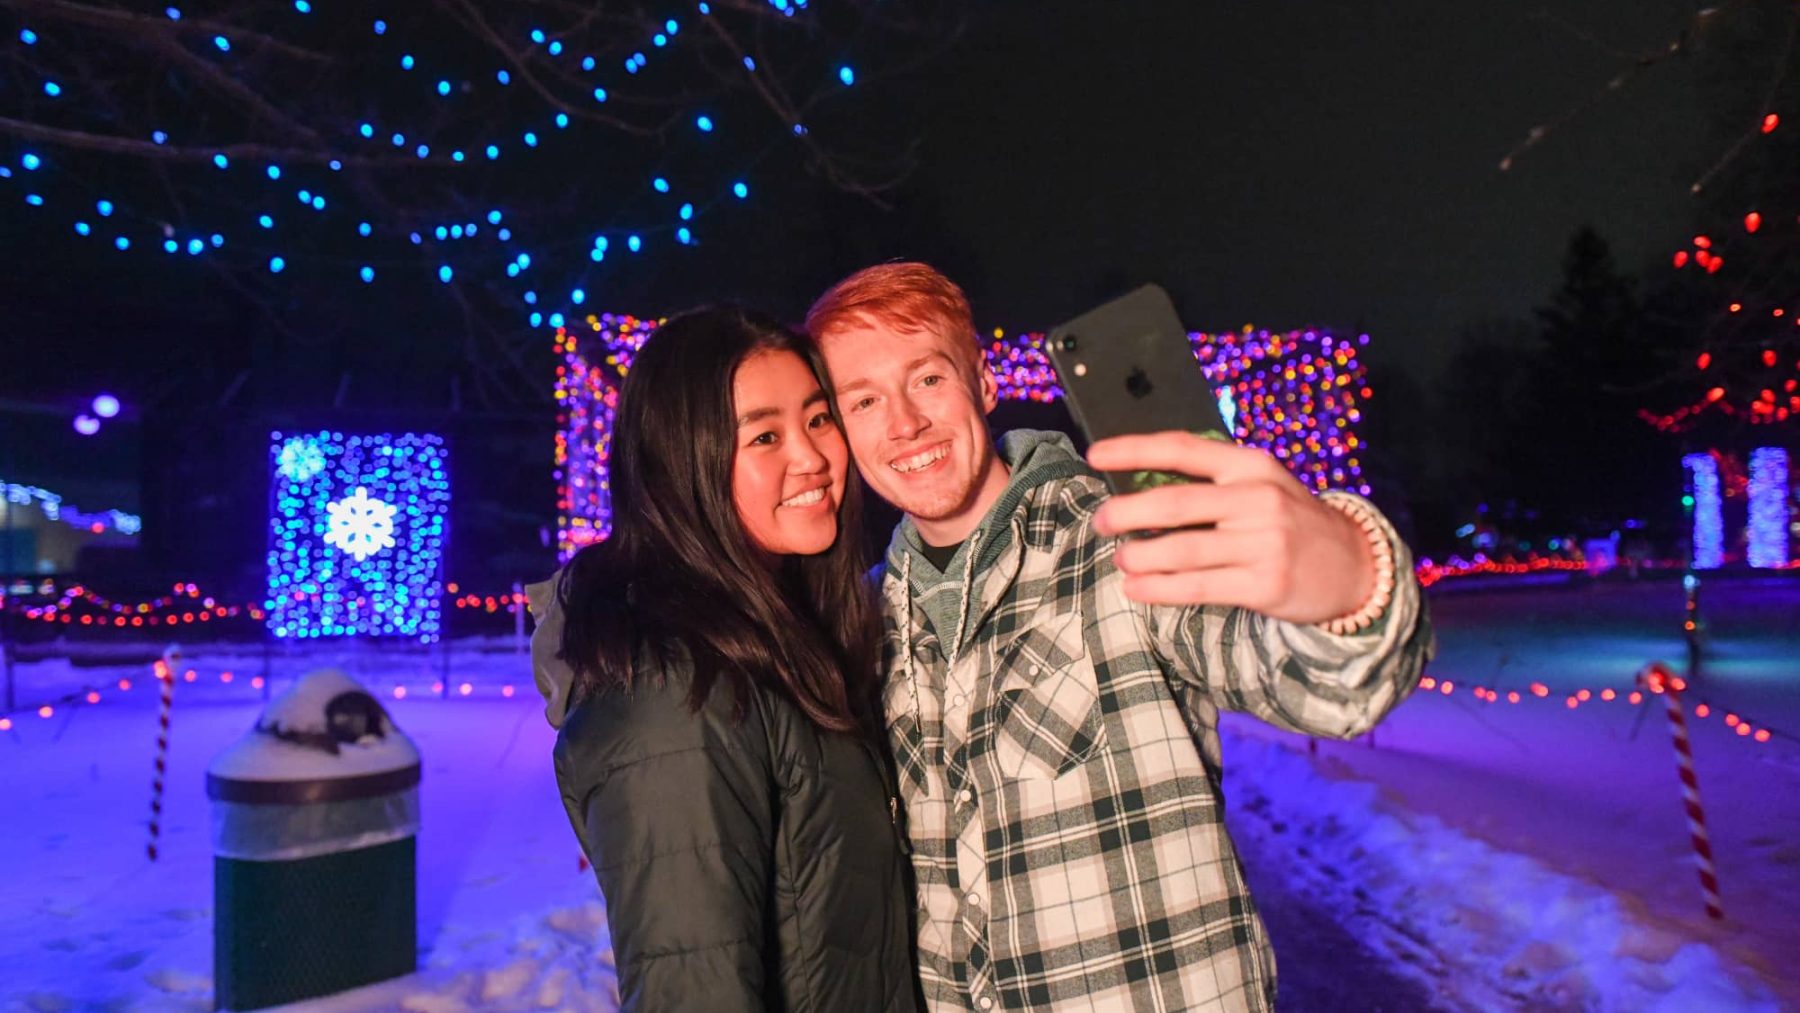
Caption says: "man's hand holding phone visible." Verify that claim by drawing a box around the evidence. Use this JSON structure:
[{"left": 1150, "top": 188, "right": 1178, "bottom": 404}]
[{"left": 1088, "top": 430, "right": 1377, "bottom": 625}]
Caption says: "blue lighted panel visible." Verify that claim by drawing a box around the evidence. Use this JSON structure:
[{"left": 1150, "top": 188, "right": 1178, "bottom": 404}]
[{"left": 266, "top": 430, "right": 449, "bottom": 640}]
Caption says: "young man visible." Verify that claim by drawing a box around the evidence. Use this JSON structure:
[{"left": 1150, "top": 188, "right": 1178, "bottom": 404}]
[{"left": 806, "top": 263, "right": 1433, "bottom": 1013}]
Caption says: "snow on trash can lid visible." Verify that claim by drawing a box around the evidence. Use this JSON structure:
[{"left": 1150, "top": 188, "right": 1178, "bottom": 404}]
[{"left": 208, "top": 669, "right": 420, "bottom": 805}]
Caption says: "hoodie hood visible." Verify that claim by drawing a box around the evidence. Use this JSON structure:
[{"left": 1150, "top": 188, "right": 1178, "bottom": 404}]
[{"left": 886, "top": 429, "right": 1089, "bottom": 657}]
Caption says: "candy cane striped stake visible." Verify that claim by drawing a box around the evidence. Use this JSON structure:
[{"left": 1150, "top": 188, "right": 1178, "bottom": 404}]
[
  {"left": 147, "top": 644, "right": 182, "bottom": 862},
  {"left": 1637, "top": 661, "right": 1723, "bottom": 921}
]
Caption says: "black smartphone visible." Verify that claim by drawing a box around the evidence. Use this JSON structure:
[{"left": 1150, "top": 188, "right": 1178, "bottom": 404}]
[{"left": 1045, "top": 284, "right": 1235, "bottom": 495}]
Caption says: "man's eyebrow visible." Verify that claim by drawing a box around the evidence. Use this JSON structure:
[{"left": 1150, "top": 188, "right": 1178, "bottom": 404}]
[{"left": 830, "top": 353, "right": 949, "bottom": 395}]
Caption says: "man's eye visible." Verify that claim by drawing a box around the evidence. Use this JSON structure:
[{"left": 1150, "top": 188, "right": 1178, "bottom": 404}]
[
  {"left": 920, "top": 375, "right": 942, "bottom": 387},
  {"left": 852, "top": 396, "right": 876, "bottom": 412}
]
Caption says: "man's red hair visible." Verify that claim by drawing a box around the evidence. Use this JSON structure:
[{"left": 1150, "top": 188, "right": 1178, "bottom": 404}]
[{"left": 805, "top": 262, "right": 982, "bottom": 378}]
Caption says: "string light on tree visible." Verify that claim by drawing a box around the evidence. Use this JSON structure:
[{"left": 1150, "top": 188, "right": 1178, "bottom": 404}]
[{"left": 0, "top": 1, "right": 928, "bottom": 336}]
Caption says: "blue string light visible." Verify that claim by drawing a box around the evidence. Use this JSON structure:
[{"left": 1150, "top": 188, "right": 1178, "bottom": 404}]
[
  {"left": 43, "top": 82, "right": 62, "bottom": 97},
  {"left": 1683, "top": 454, "right": 1724, "bottom": 570},
  {"left": 839, "top": 65, "right": 855, "bottom": 85},
  {"left": 96, "top": 200, "right": 113, "bottom": 216},
  {"left": 9, "top": 2, "right": 861, "bottom": 334},
  {"left": 438, "top": 265, "right": 453, "bottom": 283},
  {"left": 1747, "top": 448, "right": 1790, "bottom": 569}
]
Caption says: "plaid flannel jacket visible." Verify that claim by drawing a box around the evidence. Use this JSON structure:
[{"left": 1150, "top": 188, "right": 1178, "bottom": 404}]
[{"left": 880, "top": 471, "right": 1431, "bottom": 1013}]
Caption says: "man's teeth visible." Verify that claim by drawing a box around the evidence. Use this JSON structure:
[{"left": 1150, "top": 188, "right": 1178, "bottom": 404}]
[
  {"left": 781, "top": 488, "right": 826, "bottom": 508},
  {"left": 892, "top": 445, "right": 948, "bottom": 473}
]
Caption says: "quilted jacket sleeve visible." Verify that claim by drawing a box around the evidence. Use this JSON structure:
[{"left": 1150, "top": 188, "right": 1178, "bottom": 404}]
[{"left": 555, "top": 676, "right": 776, "bottom": 1012}]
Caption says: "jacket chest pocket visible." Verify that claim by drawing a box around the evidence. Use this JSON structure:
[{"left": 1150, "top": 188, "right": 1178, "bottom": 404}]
[
  {"left": 883, "top": 662, "right": 934, "bottom": 799},
  {"left": 990, "top": 614, "right": 1107, "bottom": 781}
]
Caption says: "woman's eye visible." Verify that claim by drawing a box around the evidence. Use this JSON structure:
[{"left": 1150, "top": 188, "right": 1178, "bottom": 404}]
[
  {"left": 808, "top": 411, "right": 835, "bottom": 429},
  {"left": 750, "top": 431, "right": 776, "bottom": 447}
]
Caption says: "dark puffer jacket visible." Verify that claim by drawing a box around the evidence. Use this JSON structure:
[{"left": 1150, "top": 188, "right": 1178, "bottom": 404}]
[{"left": 554, "top": 662, "right": 920, "bottom": 1013}]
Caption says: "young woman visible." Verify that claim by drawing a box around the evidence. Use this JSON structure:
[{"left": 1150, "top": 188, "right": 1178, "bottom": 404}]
[{"left": 543, "top": 307, "right": 917, "bottom": 1012}]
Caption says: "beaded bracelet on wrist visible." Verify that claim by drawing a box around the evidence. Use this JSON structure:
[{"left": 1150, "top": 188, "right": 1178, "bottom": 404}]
[{"left": 1316, "top": 495, "right": 1397, "bottom": 636}]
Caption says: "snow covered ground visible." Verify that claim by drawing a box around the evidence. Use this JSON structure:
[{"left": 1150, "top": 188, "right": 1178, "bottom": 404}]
[{"left": 1, "top": 574, "right": 1794, "bottom": 1012}]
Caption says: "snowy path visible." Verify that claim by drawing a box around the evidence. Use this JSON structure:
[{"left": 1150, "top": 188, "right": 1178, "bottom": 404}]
[{"left": 2, "top": 576, "right": 1794, "bottom": 1010}]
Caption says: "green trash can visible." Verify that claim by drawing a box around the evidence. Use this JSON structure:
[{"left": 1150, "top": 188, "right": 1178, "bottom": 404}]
[{"left": 207, "top": 669, "right": 421, "bottom": 1011}]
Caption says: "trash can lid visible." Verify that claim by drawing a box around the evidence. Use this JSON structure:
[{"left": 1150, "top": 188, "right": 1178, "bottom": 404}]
[{"left": 207, "top": 669, "right": 422, "bottom": 804}]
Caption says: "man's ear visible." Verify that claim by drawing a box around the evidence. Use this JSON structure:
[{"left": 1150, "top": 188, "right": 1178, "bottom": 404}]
[{"left": 978, "top": 361, "right": 1000, "bottom": 414}]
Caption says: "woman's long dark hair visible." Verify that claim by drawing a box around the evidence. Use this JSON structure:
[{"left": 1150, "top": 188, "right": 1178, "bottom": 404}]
[{"left": 556, "top": 307, "right": 879, "bottom": 734}]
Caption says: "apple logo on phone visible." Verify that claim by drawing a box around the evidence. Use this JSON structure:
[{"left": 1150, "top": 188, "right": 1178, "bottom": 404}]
[{"left": 1125, "top": 367, "right": 1154, "bottom": 400}]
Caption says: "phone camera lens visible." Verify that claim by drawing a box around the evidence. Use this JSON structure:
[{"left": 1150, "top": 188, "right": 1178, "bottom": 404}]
[{"left": 1059, "top": 335, "right": 1078, "bottom": 352}]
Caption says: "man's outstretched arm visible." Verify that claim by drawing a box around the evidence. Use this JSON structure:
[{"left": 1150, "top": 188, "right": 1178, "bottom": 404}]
[{"left": 1088, "top": 431, "right": 1434, "bottom": 737}]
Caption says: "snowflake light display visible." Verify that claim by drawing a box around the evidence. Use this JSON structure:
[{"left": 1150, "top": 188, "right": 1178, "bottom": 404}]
[
  {"left": 555, "top": 316, "right": 1372, "bottom": 559},
  {"left": 324, "top": 487, "right": 399, "bottom": 561},
  {"left": 277, "top": 437, "right": 327, "bottom": 482},
  {"left": 266, "top": 431, "right": 449, "bottom": 641}
]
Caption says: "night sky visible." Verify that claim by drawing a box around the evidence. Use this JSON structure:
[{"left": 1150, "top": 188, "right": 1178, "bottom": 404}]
[
  {"left": 890, "top": 0, "right": 1710, "bottom": 379},
  {"left": 1, "top": 0, "right": 1719, "bottom": 396}
]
